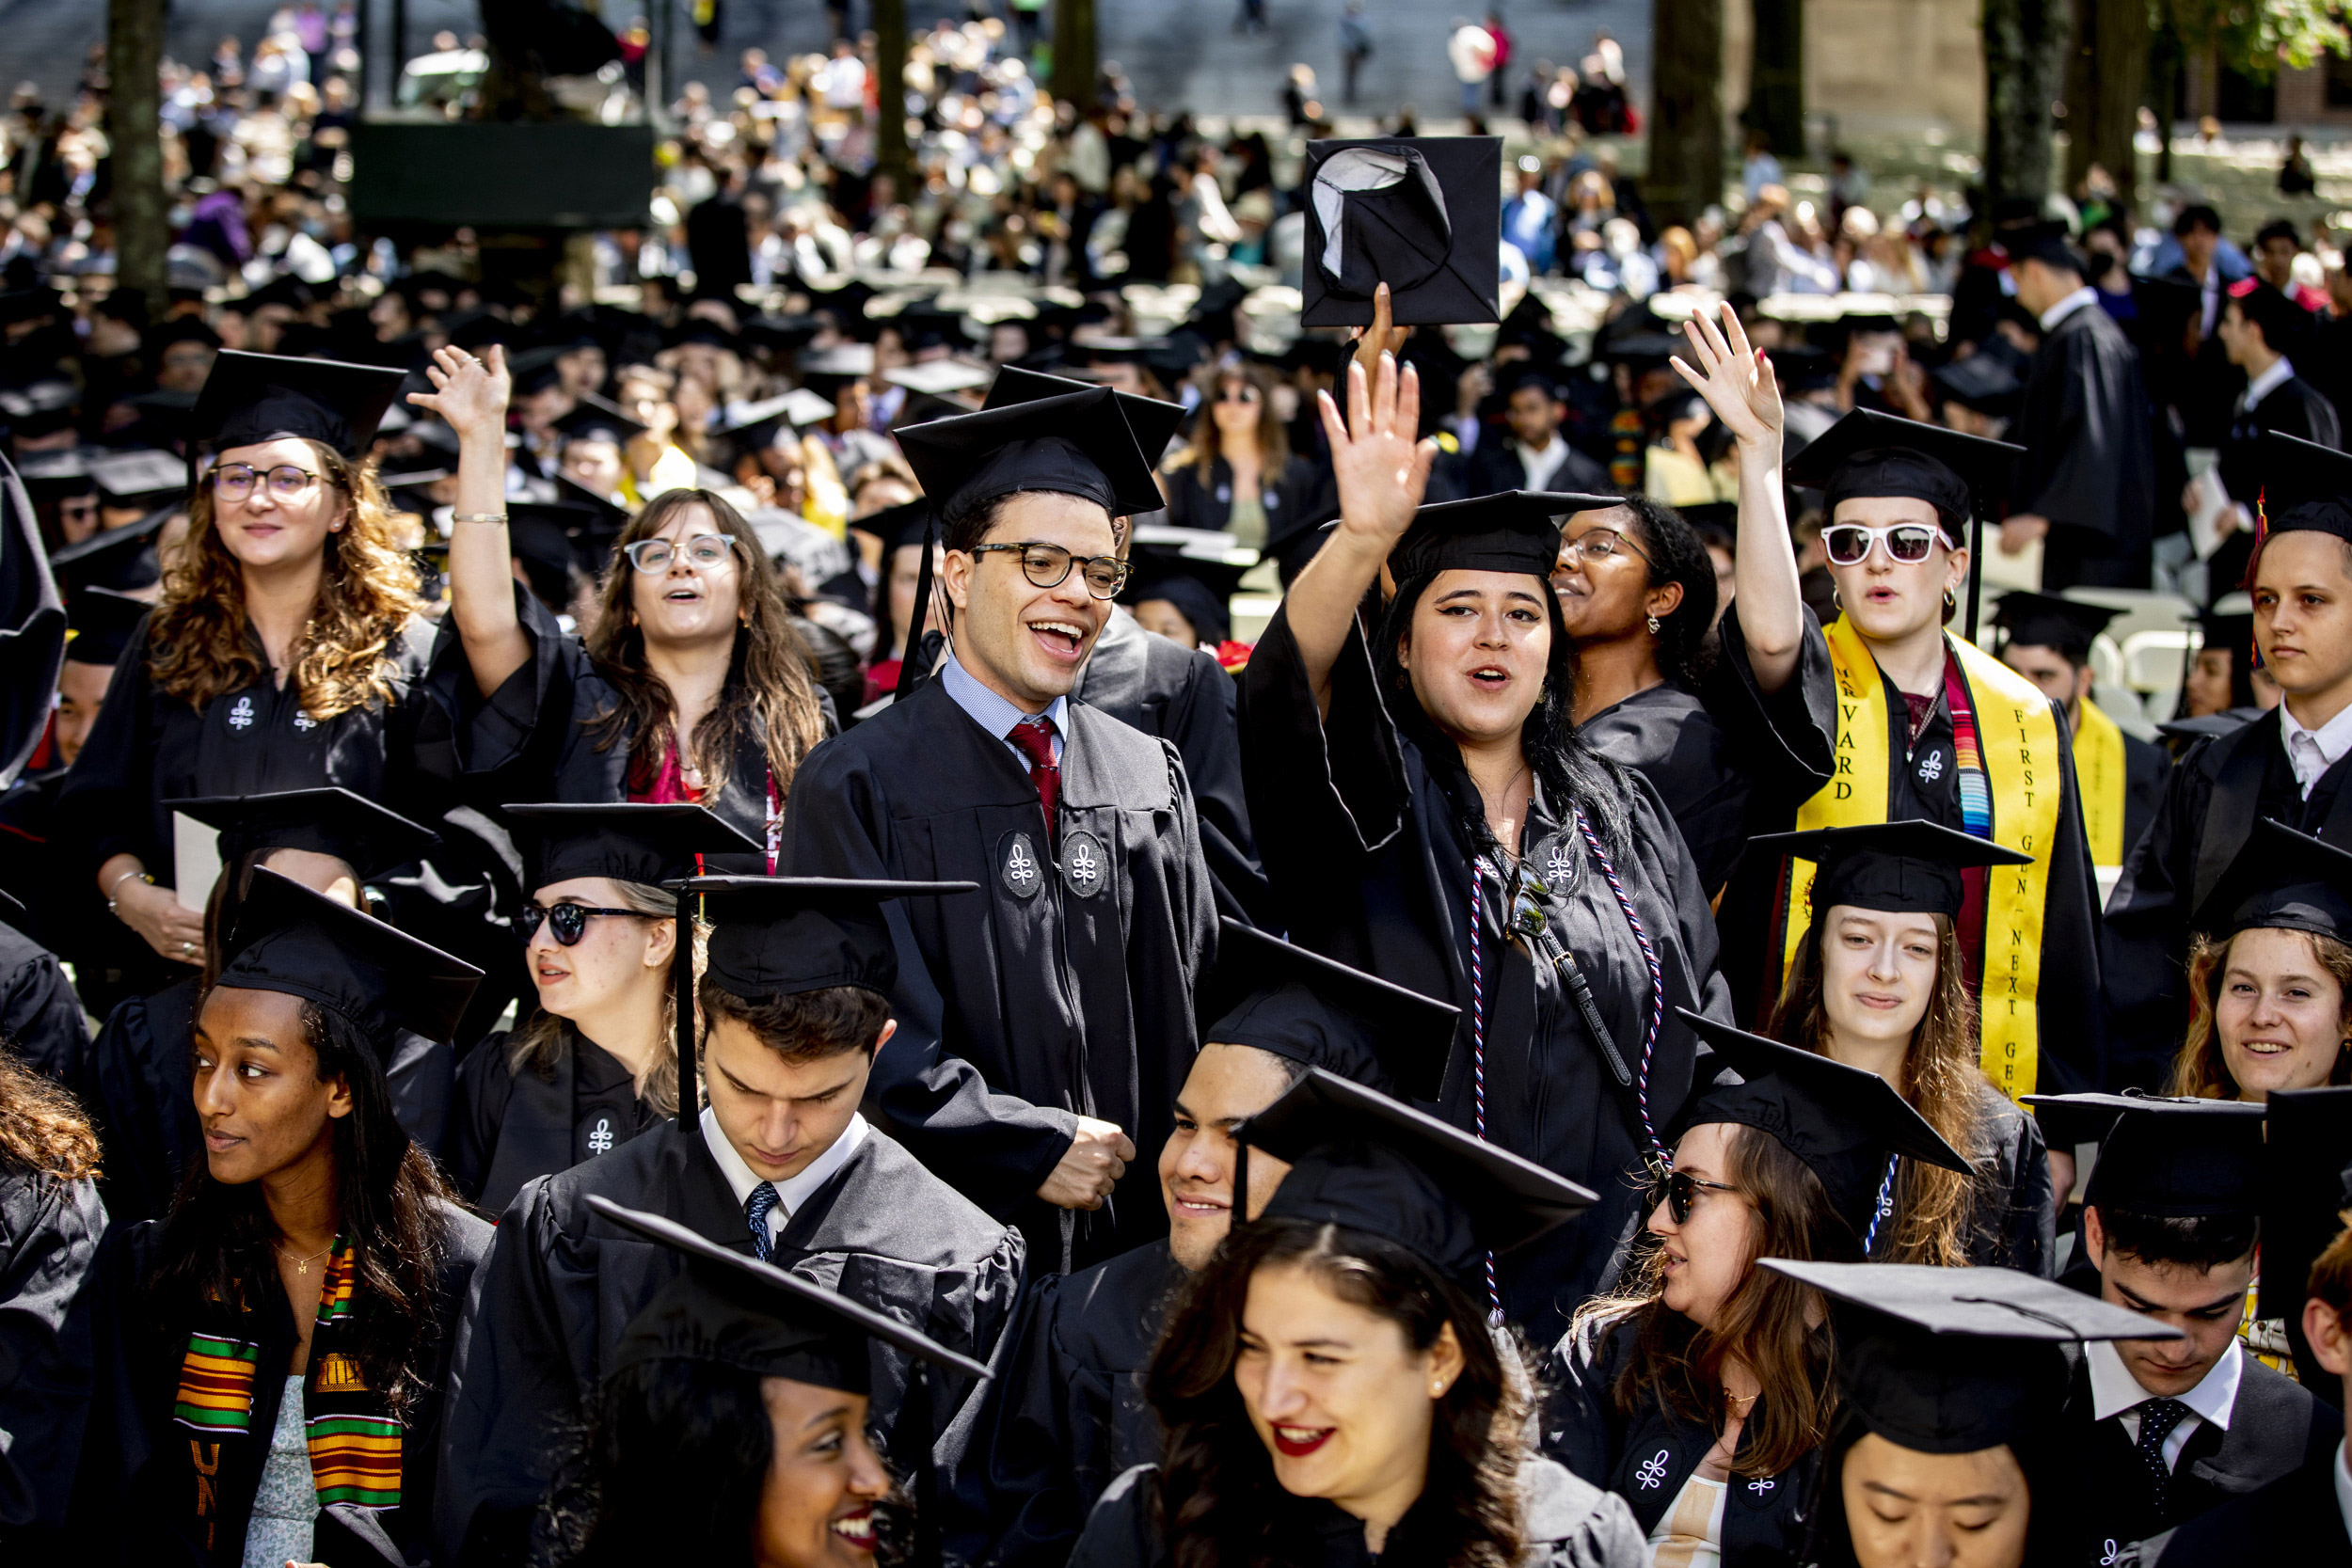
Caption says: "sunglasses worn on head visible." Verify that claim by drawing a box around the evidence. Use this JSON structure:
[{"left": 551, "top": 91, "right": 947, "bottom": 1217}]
[
  {"left": 1655, "top": 1167, "right": 1740, "bottom": 1225},
  {"left": 1823, "top": 521, "right": 1943, "bottom": 566},
  {"left": 520, "top": 902, "right": 650, "bottom": 945}
]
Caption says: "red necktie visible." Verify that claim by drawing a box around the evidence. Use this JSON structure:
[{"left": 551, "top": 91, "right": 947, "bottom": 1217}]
[{"left": 1007, "top": 716, "right": 1060, "bottom": 840}]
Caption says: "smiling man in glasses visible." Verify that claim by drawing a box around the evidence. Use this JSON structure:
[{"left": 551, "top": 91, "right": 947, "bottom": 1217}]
[{"left": 779, "top": 377, "right": 1219, "bottom": 1277}]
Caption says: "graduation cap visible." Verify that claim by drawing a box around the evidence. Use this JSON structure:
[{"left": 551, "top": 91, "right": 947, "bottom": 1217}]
[
  {"left": 1237, "top": 1068, "right": 1594, "bottom": 1281},
  {"left": 2258, "top": 1085, "right": 2352, "bottom": 1383},
  {"left": 897, "top": 382, "right": 1164, "bottom": 524},
  {"left": 2156, "top": 711, "right": 2257, "bottom": 747},
  {"left": 2079, "top": 1097, "right": 2267, "bottom": 1218},
  {"left": 1203, "top": 919, "right": 1457, "bottom": 1098},
  {"left": 48, "top": 504, "right": 172, "bottom": 596},
  {"left": 714, "top": 389, "right": 836, "bottom": 445},
  {"left": 0, "top": 380, "right": 79, "bottom": 437},
  {"left": 1758, "top": 1259, "right": 2181, "bottom": 1455},
  {"left": 666, "top": 318, "right": 744, "bottom": 356},
  {"left": 2189, "top": 816, "right": 2352, "bottom": 943},
  {"left": 89, "top": 448, "right": 188, "bottom": 511},
  {"left": 1300, "top": 137, "right": 1502, "bottom": 329},
  {"left": 504, "top": 801, "right": 758, "bottom": 889},
  {"left": 885, "top": 359, "right": 994, "bottom": 398},
  {"left": 1784, "top": 407, "right": 2025, "bottom": 641},
  {"left": 2015, "top": 1089, "right": 2257, "bottom": 1151},
  {"left": 664, "top": 876, "right": 978, "bottom": 1128},
  {"left": 1391, "top": 490, "right": 1605, "bottom": 586},
  {"left": 1677, "top": 1007, "right": 1972, "bottom": 1237},
  {"left": 1930, "top": 351, "right": 2024, "bottom": 418},
  {"left": 62, "top": 586, "right": 148, "bottom": 669},
  {"left": 1993, "top": 590, "right": 2121, "bottom": 665},
  {"left": 215, "top": 866, "right": 484, "bottom": 1052},
  {"left": 499, "top": 500, "right": 609, "bottom": 605},
  {"left": 849, "top": 497, "right": 933, "bottom": 555},
  {"left": 1122, "top": 546, "right": 1249, "bottom": 646},
  {"left": 798, "top": 344, "right": 877, "bottom": 386},
  {"left": 188, "top": 350, "right": 406, "bottom": 460},
  {"left": 552, "top": 398, "right": 644, "bottom": 453},
  {"left": 118, "top": 387, "right": 199, "bottom": 441},
  {"left": 2005, "top": 220, "right": 2085, "bottom": 275},
  {"left": 16, "top": 449, "right": 97, "bottom": 501},
  {"left": 981, "top": 364, "right": 1188, "bottom": 466},
  {"left": 1749, "top": 819, "right": 2033, "bottom": 923},
  {"left": 591, "top": 1195, "right": 992, "bottom": 1389},
  {"left": 170, "top": 785, "right": 440, "bottom": 879},
  {"left": 2256, "top": 431, "right": 2352, "bottom": 545}
]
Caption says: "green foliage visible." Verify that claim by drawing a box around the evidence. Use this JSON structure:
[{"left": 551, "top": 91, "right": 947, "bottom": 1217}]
[{"left": 2168, "top": 0, "right": 2350, "bottom": 79}]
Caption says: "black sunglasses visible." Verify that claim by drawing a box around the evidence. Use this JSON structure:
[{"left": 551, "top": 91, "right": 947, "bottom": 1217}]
[
  {"left": 519, "top": 902, "right": 651, "bottom": 945},
  {"left": 1655, "top": 1167, "right": 1740, "bottom": 1226}
]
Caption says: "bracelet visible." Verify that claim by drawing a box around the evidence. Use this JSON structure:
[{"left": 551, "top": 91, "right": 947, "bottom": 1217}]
[
  {"left": 106, "top": 868, "right": 153, "bottom": 915},
  {"left": 452, "top": 513, "right": 510, "bottom": 525}
]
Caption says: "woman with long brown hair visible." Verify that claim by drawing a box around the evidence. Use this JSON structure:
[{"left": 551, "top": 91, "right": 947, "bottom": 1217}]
[
  {"left": 1551, "top": 1014, "right": 1968, "bottom": 1568},
  {"left": 1761, "top": 821, "right": 2057, "bottom": 1274},
  {"left": 418, "top": 344, "right": 829, "bottom": 870},
  {"left": 1163, "top": 361, "right": 1328, "bottom": 552}
]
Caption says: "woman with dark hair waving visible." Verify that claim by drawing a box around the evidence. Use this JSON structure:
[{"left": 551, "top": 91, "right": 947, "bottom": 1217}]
[
  {"left": 417, "top": 346, "right": 828, "bottom": 871},
  {"left": 1762, "top": 821, "right": 2057, "bottom": 1274},
  {"left": 1239, "top": 329, "right": 1728, "bottom": 1340},
  {"left": 72, "top": 870, "right": 488, "bottom": 1566},
  {"left": 1071, "top": 1069, "right": 1649, "bottom": 1568},
  {"left": 1549, "top": 1014, "right": 1968, "bottom": 1566}
]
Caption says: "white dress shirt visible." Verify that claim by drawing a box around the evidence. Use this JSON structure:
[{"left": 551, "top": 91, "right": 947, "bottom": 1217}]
[
  {"left": 2242, "top": 356, "right": 2298, "bottom": 414},
  {"left": 2335, "top": 1438, "right": 2352, "bottom": 1543},
  {"left": 1516, "top": 436, "right": 1573, "bottom": 493},
  {"left": 2281, "top": 699, "right": 2352, "bottom": 800},
  {"left": 702, "top": 1104, "right": 871, "bottom": 1244},
  {"left": 2040, "top": 285, "right": 2101, "bottom": 334},
  {"left": 2087, "top": 1337, "right": 2243, "bottom": 1473}
]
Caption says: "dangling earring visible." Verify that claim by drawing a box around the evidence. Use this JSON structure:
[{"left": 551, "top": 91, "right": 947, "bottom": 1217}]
[
  {"left": 1943, "top": 588, "right": 1957, "bottom": 613},
  {"left": 1830, "top": 582, "right": 1842, "bottom": 610},
  {"left": 1646, "top": 614, "right": 1661, "bottom": 635}
]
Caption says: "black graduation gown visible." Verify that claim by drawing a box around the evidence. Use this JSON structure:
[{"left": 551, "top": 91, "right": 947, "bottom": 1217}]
[
  {"left": 1962, "top": 1080, "right": 2057, "bottom": 1275},
  {"left": 2123, "top": 728, "right": 2169, "bottom": 867},
  {"left": 2210, "top": 372, "right": 2342, "bottom": 598},
  {"left": 2054, "top": 1342, "right": 2342, "bottom": 1563},
  {"left": 2152, "top": 1449, "right": 2352, "bottom": 1566},
  {"left": 1238, "top": 603, "right": 1729, "bottom": 1345},
  {"left": 1578, "top": 681, "right": 1753, "bottom": 899},
  {"left": 0, "top": 765, "right": 148, "bottom": 1018},
  {"left": 435, "top": 1115, "right": 1025, "bottom": 1568},
  {"left": 1710, "top": 607, "right": 2107, "bottom": 1095},
  {"left": 1073, "top": 610, "right": 1274, "bottom": 928},
  {"left": 448, "top": 1024, "right": 659, "bottom": 1213},
  {"left": 2011, "top": 300, "right": 2160, "bottom": 590},
  {"left": 982, "top": 1240, "right": 1186, "bottom": 1568},
  {"left": 2104, "top": 710, "right": 2352, "bottom": 1089},
  {"left": 778, "top": 676, "right": 1217, "bottom": 1274},
  {"left": 1067, "top": 1456, "right": 1651, "bottom": 1568},
  {"left": 80, "top": 978, "right": 455, "bottom": 1229},
  {"left": 0, "top": 914, "right": 89, "bottom": 1088},
  {"left": 72, "top": 1199, "right": 487, "bottom": 1568},
  {"left": 0, "top": 1165, "right": 106, "bottom": 1548},
  {"left": 1544, "top": 1313, "right": 1822, "bottom": 1567}
]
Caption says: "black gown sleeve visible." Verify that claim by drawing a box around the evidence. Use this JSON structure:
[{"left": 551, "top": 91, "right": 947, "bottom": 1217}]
[
  {"left": 0, "top": 933, "right": 90, "bottom": 1088},
  {"left": 53, "top": 618, "right": 164, "bottom": 877},
  {"left": 1540, "top": 1313, "right": 1630, "bottom": 1485},
  {"left": 2026, "top": 708, "right": 2108, "bottom": 1095},
  {"left": 1699, "top": 602, "right": 1838, "bottom": 820},
  {"left": 2100, "top": 737, "right": 2218, "bottom": 1090},
  {"left": 450, "top": 1034, "right": 518, "bottom": 1205},
  {"left": 1966, "top": 1085, "right": 2057, "bottom": 1277},
  {"left": 978, "top": 1273, "right": 1086, "bottom": 1567},
  {"left": 0, "top": 1169, "right": 106, "bottom": 1541},
  {"left": 1158, "top": 646, "right": 1274, "bottom": 929},
  {"left": 2122, "top": 732, "right": 2170, "bottom": 876},
  {"left": 1067, "top": 1465, "right": 1168, "bottom": 1568},
  {"left": 422, "top": 583, "right": 594, "bottom": 803}
]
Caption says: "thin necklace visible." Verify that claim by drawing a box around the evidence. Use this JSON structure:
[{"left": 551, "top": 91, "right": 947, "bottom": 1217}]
[
  {"left": 277, "top": 1239, "right": 334, "bottom": 1278},
  {"left": 1480, "top": 761, "right": 1531, "bottom": 854}
]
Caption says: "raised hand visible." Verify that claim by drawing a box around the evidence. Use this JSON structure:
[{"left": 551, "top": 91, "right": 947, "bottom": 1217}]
[
  {"left": 1672, "top": 300, "right": 1783, "bottom": 451},
  {"left": 1349, "top": 278, "right": 1410, "bottom": 386},
  {"left": 408, "top": 342, "right": 510, "bottom": 447},
  {"left": 1317, "top": 339, "right": 1437, "bottom": 549}
]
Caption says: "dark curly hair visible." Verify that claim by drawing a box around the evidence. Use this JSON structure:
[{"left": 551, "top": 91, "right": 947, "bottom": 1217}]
[
  {"left": 1611, "top": 494, "right": 1721, "bottom": 686},
  {"left": 1146, "top": 1218, "right": 1530, "bottom": 1568}
]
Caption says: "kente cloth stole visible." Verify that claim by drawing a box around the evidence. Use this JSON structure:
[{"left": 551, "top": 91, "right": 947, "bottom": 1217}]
[
  {"left": 172, "top": 1236, "right": 405, "bottom": 1533},
  {"left": 1780, "top": 618, "right": 2061, "bottom": 1100},
  {"left": 2073, "top": 696, "right": 2128, "bottom": 867}
]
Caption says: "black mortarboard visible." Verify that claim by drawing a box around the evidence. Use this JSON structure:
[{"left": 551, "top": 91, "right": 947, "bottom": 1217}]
[
  {"left": 2257, "top": 431, "right": 2352, "bottom": 544},
  {"left": 850, "top": 497, "right": 935, "bottom": 554},
  {"left": 896, "top": 383, "right": 1164, "bottom": 521},
  {"left": 1750, "top": 819, "right": 2033, "bottom": 923},
  {"left": 15, "top": 449, "right": 96, "bottom": 500},
  {"left": 1930, "top": 351, "right": 2024, "bottom": 417},
  {"left": 189, "top": 350, "right": 405, "bottom": 459},
  {"left": 90, "top": 448, "right": 188, "bottom": 510},
  {"left": 1772, "top": 345, "right": 1839, "bottom": 396},
  {"left": 798, "top": 344, "right": 877, "bottom": 386},
  {"left": 1677, "top": 1008, "right": 1972, "bottom": 1234},
  {"left": 1203, "top": 919, "right": 1456, "bottom": 1097},
  {"left": 2016, "top": 1089, "right": 2255, "bottom": 1150},
  {"left": 1300, "top": 137, "right": 1502, "bottom": 328},
  {"left": 1994, "top": 590, "right": 2122, "bottom": 663},
  {"left": 2190, "top": 603, "right": 2254, "bottom": 654},
  {"left": 2156, "top": 711, "right": 2257, "bottom": 747},
  {"left": 2258, "top": 1085, "right": 2352, "bottom": 1383},
  {"left": 2190, "top": 816, "right": 2352, "bottom": 942},
  {"left": 554, "top": 393, "right": 649, "bottom": 446},
  {"left": 505, "top": 802, "right": 757, "bottom": 889},
  {"left": 506, "top": 346, "right": 568, "bottom": 397},
  {"left": 981, "top": 365, "right": 1188, "bottom": 466},
  {"left": 1761, "top": 1259, "right": 2180, "bottom": 1454},
  {"left": 1391, "top": 489, "right": 1607, "bottom": 586},
  {"left": 1122, "top": 546, "right": 1249, "bottom": 646},
  {"left": 171, "top": 786, "right": 440, "bottom": 878},
  {"left": 593, "top": 1196, "right": 992, "bottom": 1389},
  {"left": 714, "top": 389, "right": 836, "bottom": 443},
  {"left": 886, "top": 359, "right": 994, "bottom": 398},
  {"left": 1241, "top": 1068, "right": 1594, "bottom": 1280},
  {"left": 215, "top": 867, "right": 484, "bottom": 1051},
  {"left": 48, "top": 506, "right": 171, "bottom": 596},
  {"left": 64, "top": 587, "right": 149, "bottom": 669},
  {"left": 0, "top": 380, "right": 79, "bottom": 437},
  {"left": 2006, "top": 220, "right": 2086, "bottom": 274},
  {"left": 2080, "top": 1098, "right": 2267, "bottom": 1217},
  {"left": 501, "top": 501, "right": 601, "bottom": 607},
  {"left": 1783, "top": 408, "right": 2020, "bottom": 533}
]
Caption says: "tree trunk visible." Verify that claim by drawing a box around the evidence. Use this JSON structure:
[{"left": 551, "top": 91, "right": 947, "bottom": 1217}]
[
  {"left": 875, "top": 0, "right": 909, "bottom": 187},
  {"left": 1050, "top": 0, "right": 1096, "bottom": 108},
  {"left": 1742, "top": 0, "right": 1804, "bottom": 163},
  {"left": 1981, "top": 0, "right": 2072, "bottom": 210},
  {"left": 2061, "top": 0, "right": 2146, "bottom": 210},
  {"left": 106, "top": 0, "right": 167, "bottom": 321},
  {"left": 1647, "top": 0, "right": 1725, "bottom": 231}
]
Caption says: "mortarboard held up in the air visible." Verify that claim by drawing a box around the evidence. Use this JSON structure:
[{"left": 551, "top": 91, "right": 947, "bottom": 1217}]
[{"left": 1299, "top": 136, "right": 1502, "bottom": 328}]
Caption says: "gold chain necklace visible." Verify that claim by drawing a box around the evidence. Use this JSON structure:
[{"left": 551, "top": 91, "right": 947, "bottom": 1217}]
[{"left": 277, "top": 1240, "right": 334, "bottom": 1278}]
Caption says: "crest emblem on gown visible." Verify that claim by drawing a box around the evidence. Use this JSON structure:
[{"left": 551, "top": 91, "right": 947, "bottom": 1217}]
[
  {"left": 1543, "top": 834, "right": 1578, "bottom": 890},
  {"left": 999, "top": 831, "right": 1043, "bottom": 898},
  {"left": 1634, "top": 1449, "right": 1671, "bottom": 1490},
  {"left": 294, "top": 712, "right": 318, "bottom": 732},
  {"left": 587, "top": 1117, "right": 613, "bottom": 1154},
  {"left": 1060, "top": 830, "right": 1107, "bottom": 897},
  {"left": 229, "top": 695, "right": 255, "bottom": 731},
  {"left": 1917, "top": 749, "right": 1945, "bottom": 783}
]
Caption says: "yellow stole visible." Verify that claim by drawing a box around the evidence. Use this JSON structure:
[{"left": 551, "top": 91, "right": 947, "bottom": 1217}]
[
  {"left": 2073, "top": 696, "right": 2128, "bottom": 867},
  {"left": 1781, "top": 617, "right": 2064, "bottom": 1101}
]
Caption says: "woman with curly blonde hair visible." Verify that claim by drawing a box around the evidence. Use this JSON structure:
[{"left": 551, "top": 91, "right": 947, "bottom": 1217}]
[{"left": 59, "top": 353, "right": 446, "bottom": 978}]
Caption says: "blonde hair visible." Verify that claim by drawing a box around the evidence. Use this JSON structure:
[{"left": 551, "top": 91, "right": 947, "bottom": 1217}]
[{"left": 2169, "top": 927, "right": 2352, "bottom": 1099}]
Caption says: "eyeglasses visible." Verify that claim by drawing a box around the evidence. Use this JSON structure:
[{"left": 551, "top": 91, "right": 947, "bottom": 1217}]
[
  {"left": 1655, "top": 1167, "right": 1741, "bottom": 1225},
  {"left": 623, "top": 533, "right": 738, "bottom": 574},
  {"left": 1558, "top": 527, "right": 1654, "bottom": 568},
  {"left": 519, "top": 903, "right": 652, "bottom": 945},
  {"left": 1216, "top": 387, "right": 1262, "bottom": 404},
  {"left": 969, "top": 541, "right": 1130, "bottom": 598},
  {"left": 1823, "top": 521, "right": 1944, "bottom": 566},
  {"left": 210, "top": 463, "right": 321, "bottom": 501}
]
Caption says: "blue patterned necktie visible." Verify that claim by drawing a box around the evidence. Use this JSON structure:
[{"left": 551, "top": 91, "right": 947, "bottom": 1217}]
[
  {"left": 2136, "top": 1397, "right": 2192, "bottom": 1516},
  {"left": 745, "top": 1181, "right": 780, "bottom": 1262}
]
